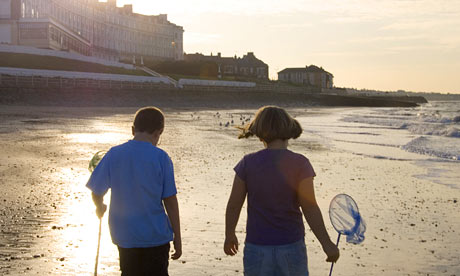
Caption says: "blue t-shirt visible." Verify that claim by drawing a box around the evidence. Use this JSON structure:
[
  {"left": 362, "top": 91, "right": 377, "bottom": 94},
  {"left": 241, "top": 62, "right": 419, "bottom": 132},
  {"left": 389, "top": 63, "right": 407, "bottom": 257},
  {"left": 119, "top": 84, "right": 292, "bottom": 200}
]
[
  {"left": 234, "top": 149, "right": 316, "bottom": 246},
  {"left": 86, "top": 140, "right": 177, "bottom": 248}
]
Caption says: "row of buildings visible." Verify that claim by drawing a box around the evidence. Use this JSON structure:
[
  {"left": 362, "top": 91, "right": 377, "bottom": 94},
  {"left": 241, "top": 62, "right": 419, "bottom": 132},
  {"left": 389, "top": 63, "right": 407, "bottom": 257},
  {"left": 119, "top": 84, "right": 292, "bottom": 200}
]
[
  {"left": 184, "top": 52, "right": 334, "bottom": 88},
  {"left": 184, "top": 52, "right": 269, "bottom": 80},
  {"left": 0, "top": 0, "right": 183, "bottom": 62},
  {"left": 0, "top": 0, "right": 334, "bottom": 88}
]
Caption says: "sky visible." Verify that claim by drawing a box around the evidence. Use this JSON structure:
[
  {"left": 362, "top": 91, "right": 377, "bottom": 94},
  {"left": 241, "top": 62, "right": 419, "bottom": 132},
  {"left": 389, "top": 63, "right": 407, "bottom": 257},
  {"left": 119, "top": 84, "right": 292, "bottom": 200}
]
[{"left": 116, "top": 0, "right": 460, "bottom": 93}]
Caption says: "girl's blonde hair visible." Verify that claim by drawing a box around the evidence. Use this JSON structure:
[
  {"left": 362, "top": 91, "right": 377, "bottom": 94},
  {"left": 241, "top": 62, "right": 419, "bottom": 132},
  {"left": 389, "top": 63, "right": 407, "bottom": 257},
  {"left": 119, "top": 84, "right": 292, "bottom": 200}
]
[{"left": 238, "top": 106, "right": 302, "bottom": 143}]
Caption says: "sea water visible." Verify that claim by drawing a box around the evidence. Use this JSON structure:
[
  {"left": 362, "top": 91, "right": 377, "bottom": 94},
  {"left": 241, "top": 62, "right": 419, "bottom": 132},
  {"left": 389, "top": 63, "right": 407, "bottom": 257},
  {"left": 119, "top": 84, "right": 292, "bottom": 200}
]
[{"left": 296, "top": 101, "right": 460, "bottom": 189}]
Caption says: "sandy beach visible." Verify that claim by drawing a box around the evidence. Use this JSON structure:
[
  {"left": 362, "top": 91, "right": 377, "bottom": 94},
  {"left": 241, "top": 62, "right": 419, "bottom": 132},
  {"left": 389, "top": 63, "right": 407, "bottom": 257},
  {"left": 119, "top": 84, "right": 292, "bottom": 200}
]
[{"left": 0, "top": 105, "right": 459, "bottom": 275}]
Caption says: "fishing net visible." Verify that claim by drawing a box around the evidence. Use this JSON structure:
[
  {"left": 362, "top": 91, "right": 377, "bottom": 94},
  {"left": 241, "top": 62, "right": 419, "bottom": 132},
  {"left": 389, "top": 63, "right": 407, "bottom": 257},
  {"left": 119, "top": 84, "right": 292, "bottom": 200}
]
[
  {"left": 88, "top": 151, "right": 106, "bottom": 173},
  {"left": 329, "top": 194, "right": 366, "bottom": 244}
]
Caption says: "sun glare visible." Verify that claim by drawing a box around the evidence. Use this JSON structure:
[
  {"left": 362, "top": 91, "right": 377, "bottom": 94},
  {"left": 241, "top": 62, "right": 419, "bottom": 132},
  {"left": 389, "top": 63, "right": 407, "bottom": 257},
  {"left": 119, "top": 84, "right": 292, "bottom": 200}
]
[
  {"left": 67, "top": 132, "right": 129, "bottom": 144},
  {"left": 52, "top": 167, "right": 119, "bottom": 274}
]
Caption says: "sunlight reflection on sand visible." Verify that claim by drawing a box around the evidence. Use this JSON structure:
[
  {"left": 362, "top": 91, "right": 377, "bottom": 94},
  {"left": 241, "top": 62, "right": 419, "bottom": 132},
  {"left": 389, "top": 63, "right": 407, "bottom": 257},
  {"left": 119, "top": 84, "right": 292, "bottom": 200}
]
[
  {"left": 67, "top": 133, "right": 129, "bottom": 145},
  {"left": 49, "top": 118, "right": 128, "bottom": 275}
]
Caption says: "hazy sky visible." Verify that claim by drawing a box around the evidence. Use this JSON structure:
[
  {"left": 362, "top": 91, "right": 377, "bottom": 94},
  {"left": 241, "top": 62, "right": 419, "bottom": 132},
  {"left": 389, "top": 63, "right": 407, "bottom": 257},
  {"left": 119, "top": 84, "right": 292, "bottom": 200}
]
[{"left": 116, "top": 0, "right": 460, "bottom": 93}]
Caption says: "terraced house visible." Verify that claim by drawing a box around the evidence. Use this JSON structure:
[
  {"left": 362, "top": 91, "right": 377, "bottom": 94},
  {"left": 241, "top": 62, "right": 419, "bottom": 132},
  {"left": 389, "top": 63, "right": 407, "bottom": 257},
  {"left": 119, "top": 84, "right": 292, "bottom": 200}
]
[
  {"left": 0, "top": 0, "right": 184, "bottom": 63},
  {"left": 278, "top": 65, "right": 334, "bottom": 89}
]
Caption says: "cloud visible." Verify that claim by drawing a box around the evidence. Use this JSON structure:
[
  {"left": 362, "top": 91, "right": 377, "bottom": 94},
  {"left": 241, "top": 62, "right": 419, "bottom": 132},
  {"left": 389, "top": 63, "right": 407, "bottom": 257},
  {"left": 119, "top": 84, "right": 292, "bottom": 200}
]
[
  {"left": 348, "top": 34, "right": 428, "bottom": 44},
  {"left": 381, "top": 18, "right": 460, "bottom": 31},
  {"left": 267, "top": 22, "right": 313, "bottom": 29},
  {"left": 323, "top": 15, "right": 376, "bottom": 24},
  {"left": 128, "top": 0, "right": 460, "bottom": 26}
]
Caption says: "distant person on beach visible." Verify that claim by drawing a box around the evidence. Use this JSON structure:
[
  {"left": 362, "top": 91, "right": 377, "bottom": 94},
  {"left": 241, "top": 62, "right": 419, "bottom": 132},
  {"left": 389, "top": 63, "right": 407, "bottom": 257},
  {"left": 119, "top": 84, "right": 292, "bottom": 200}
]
[
  {"left": 87, "top": 107, "right": 181, "bottom": 276},
  {"left": 224, "top": 106, "right": 339, "bottom": 275}
]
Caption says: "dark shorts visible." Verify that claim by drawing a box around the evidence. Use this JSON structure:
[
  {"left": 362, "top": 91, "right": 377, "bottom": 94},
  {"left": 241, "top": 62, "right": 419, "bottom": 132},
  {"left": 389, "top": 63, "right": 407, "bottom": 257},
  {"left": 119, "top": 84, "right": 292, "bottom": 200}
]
[{"left": 118, "top": 243, "right": 170, "bottom": 276}]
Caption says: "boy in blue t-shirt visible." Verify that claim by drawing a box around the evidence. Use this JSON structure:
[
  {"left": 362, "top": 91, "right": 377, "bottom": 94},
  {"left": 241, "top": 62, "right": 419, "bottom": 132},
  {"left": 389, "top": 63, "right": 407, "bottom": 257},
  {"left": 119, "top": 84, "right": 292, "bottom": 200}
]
[{"left": 87, "top": 107, "right": 181, "bottom": 276}]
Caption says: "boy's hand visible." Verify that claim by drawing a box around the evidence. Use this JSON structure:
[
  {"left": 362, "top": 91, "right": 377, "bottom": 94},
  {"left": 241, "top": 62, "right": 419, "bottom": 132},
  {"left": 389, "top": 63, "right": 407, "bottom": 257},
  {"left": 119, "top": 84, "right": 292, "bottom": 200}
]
[
  {"left": 95, "top": 204, "right": 107, "bottom": 219},
  {"left": 224, "top": 234, "right": 239, "bottom": 256},
  {"left": 171, "top": 236, "right": 182, "bottom": 260},
  {"left": 323, "top": 241, "right": 340, "bottom": 263}
]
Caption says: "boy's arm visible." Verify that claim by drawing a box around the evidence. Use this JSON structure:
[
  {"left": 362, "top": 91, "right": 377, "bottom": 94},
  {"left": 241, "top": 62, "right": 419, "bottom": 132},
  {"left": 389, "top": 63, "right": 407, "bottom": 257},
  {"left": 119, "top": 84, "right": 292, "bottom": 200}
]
[
  {"left": 298, "top": 177, "right": 340, "bottom": 263},
  {"left": 224, "top": 174, "right": 247, "bottom": 256},
  {"left": 92, "top": 192, "right": 107, "bottom": 219},
  {"left": 163, "top": 195, "right": 182, "bottom": 260}
]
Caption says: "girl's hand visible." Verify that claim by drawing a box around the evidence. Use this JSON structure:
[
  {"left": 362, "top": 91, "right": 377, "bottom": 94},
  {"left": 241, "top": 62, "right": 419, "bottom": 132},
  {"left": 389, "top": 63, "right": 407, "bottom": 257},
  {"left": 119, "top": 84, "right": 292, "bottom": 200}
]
[
  {"left": 323, "top": 241, "right": 340, "bottom": 263},
  {"left": 224, "top": 234, "right": 239, "bottom": 256}
]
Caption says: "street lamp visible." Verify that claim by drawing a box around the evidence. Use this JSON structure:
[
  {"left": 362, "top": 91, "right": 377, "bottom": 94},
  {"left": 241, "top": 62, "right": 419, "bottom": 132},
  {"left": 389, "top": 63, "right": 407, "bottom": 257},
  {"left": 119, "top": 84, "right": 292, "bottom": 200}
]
[{"left": 171, "top": 41, "right": 176, "bottom": 60}]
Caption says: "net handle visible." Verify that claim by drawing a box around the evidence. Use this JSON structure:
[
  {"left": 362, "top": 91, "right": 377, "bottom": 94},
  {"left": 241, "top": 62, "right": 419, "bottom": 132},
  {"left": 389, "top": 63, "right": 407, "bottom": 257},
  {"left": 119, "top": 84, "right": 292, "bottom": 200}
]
[{"left": 328, "top": 233, "right": 341, "bottom": 276}]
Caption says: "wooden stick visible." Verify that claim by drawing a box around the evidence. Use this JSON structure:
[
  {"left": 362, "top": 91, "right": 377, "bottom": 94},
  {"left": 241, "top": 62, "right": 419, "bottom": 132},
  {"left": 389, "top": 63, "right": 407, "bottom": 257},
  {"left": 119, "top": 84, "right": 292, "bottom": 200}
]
[{"left": 94, "top": 218, "right": 102, "bottom": 276}]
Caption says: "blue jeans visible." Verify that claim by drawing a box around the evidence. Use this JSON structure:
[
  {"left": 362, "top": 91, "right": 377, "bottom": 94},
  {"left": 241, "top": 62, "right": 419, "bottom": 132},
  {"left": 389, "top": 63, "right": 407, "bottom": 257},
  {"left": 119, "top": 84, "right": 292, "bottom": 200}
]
[{"left": 243, "top": 239, "right": 309, "bottom": 276}]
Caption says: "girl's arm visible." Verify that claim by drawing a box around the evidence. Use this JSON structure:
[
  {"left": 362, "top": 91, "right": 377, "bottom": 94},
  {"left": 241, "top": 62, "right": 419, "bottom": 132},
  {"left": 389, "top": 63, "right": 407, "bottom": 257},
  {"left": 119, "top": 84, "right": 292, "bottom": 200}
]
[
  {"left": 224, "top": 174, "right": 247, "bottom": 256},
  {"left": 298, "top": 177, "right": 340, "bottom": 262},
  {"left": 163, "top": 195, "right": 182, "bottom": 260}
]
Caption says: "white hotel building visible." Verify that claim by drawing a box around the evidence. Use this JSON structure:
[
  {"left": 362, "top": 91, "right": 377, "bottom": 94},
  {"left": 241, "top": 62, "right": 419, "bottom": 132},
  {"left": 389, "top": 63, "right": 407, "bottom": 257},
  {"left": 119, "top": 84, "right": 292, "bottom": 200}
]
[{"left": 0, "top": 0, "right": 184, "bottom": 62}]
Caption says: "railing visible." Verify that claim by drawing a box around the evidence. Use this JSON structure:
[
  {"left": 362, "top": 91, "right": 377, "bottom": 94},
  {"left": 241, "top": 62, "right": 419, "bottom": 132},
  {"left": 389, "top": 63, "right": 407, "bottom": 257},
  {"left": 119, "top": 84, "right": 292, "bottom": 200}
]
[
  {"left": 139, "top": 66, "right": 179, "bottom": 88},
  {"left": 0, "top": 74, "right": 175, "bottom": 90},
  {"left": 0, "top": 72, "right": 322, "bottom": 94},
  {"left": 178, "top": 78, "right": 256, "bottom": 88}
]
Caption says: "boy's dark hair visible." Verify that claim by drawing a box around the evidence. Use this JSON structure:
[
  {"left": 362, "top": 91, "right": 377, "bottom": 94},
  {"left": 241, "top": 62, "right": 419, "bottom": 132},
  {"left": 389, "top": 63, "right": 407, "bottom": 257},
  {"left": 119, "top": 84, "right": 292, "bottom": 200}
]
[
  {"left": 238, "top": 106, "right": 302, "bottom": 143},
  {"left": 133, "top": 107, "right": 164, "bottom": 134}
]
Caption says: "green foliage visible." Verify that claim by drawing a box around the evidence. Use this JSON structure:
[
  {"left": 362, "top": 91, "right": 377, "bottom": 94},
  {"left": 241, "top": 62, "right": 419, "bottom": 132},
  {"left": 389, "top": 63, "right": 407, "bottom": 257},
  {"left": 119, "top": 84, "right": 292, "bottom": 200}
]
[
  {"left": 145, "top": 60, "right": 218, "bottom": 78},
  {"left": 146, "top": 60, "right": 271, "bottom": 83},
  {"left": 0, "top": 52, "right": 149, "bottom": 76},
  {"left": 229, "top": 75, "right": 273, "bottom": 84}
]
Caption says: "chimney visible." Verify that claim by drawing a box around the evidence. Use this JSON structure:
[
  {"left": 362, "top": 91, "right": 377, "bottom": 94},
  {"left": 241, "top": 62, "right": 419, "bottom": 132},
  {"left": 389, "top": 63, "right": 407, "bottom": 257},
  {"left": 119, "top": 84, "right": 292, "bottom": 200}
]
[
  {"left": 123, "top": 4, "right": 133, "bottom": 14},
  {"left": 10, "top": 0, "right": 22, "bottom": 20},
  {"left": 217, "top": 52, "right": 221, "bottom": 58},
  {"left": 159, "top": 14, "right": 168, "bottom": 22},
  {"left": 107, "top": 0, "right": 117, "bottom": 7}
]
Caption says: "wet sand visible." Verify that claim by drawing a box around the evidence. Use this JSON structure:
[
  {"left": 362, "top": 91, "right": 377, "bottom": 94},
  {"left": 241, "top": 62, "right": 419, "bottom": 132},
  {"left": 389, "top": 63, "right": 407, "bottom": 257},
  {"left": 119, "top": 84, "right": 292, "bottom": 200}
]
[{"left": 0, "top": 105, "right": 459, "bottom": 275}]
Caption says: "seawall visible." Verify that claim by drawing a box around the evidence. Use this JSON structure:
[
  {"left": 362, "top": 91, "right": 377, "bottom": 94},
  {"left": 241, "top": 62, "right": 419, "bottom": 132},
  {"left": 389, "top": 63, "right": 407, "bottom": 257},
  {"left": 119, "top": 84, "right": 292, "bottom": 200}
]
[{"left": 0, "top": 87, "right": 421, "bottom": 108}]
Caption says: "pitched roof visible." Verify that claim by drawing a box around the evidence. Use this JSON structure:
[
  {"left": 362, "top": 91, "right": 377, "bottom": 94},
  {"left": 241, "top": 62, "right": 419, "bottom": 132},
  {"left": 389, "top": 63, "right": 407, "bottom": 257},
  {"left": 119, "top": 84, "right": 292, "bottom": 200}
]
[
  {"left": 306, "top": 65, "right": 325, "bottom": 73},
  {"left": 184, "top": 52, "right": 267, "bottom": 67},
  {"left": 238, "top": 52, "right": 268, "bottom": 67},
  {"left": 278, "top": 68, "right": 305, "bottom": 74},
  {"left": 278, "top": 65, "right": 332, "bottom": 75}
]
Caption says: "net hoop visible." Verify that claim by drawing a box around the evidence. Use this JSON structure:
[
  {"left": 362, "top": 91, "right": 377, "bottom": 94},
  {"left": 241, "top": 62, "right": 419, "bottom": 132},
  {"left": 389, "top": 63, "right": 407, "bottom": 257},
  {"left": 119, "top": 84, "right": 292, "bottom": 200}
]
[
  {"left": 88, "top": 151, "right": 107, "bottom": 173},
  {"left": 329, "top": 193, "right": 363, "bottom": 237}
]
